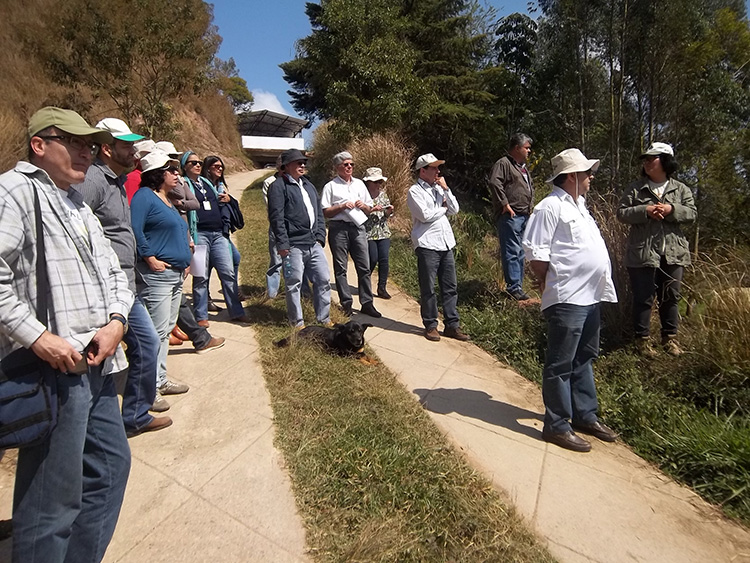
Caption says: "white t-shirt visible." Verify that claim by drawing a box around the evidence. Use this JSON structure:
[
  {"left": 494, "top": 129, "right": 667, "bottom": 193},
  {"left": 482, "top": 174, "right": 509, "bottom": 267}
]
[
  {"left": 320, "top": 176, "right": 372, "bottom": 223},
  {"left": 648, "top": 179, "right": 668, "bottom": 199}
]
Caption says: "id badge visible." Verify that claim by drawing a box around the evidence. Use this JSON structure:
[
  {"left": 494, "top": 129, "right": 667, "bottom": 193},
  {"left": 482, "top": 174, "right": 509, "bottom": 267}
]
[{"left": 202, "top": 200, "right": 212, "bottom": 211}]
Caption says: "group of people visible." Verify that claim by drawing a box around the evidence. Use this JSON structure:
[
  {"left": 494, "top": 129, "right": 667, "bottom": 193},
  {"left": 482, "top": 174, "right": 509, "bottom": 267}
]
[
  {"left": 0, "top": 104, "right": 696, "bottom": 562},
  {"left": 491, "top": 134, "right": 695, "bottom": 452}
]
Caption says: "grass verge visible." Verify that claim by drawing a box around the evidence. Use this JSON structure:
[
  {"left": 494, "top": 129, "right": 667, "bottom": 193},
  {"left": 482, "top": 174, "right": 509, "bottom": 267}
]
[{"left": 235, "top": 177, "right": 555, "bottom": 562}]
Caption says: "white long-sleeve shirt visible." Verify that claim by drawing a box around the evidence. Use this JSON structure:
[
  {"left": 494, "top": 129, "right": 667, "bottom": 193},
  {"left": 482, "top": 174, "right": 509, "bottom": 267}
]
[
  {"left": 407, "top": 178, "right": 459, "bottom": 251},
  {"left": 523, "top": 186, "right": 617, "bottom": 310}
]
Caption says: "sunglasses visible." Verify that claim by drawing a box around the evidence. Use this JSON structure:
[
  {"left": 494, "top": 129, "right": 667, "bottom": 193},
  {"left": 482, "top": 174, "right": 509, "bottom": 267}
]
[
  {"left": 38, "top": 134, "right": 98, "bottom": 156},
  {"left": 186, "top": 160, "right": 202, "bottom": 167},
  {"left": 341, "top": 162, "right": 354, "bottom": 168},
  {"left": 211, "top": 163, "right": 224, "bottom": 169}
]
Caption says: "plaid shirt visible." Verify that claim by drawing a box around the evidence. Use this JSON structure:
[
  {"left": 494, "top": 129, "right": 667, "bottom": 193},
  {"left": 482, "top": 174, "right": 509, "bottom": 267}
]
[{"left": 0, "top": 161, "right": 133, "bottom": 374}]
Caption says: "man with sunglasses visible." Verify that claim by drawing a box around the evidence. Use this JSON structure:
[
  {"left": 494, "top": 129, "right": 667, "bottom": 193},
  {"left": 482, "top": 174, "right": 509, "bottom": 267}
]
[
  {"left": 74, "top": 118, "right": 173, "bottom": 438},
  {"left": 321, "top": 151, "right": 381, "bottom": 318},
  {"left": 0, "top": 107, "right": 134, "bottom": 562},
  {"left": 267, "top": 149, "right": 332, "bottom": 328},
  {"left": 522, "top": 148, "right": 618, "bottom": 453}
]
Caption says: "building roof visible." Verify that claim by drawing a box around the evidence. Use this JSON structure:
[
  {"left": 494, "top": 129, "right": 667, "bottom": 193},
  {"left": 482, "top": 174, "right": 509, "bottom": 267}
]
[{"left": 238, "top": 110, "right": 308, "bottom": 138}]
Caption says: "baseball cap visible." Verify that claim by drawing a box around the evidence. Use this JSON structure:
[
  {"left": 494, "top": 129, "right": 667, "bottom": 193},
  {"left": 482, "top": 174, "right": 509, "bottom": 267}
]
[
  {"left": 642, "top": 142, "right": 674, "bottom": 157},
  {"left": 95, "top": 118, "right": 145, "bottom": 142},
  {"left": 414, "top": 153, "right": 445, "bottom": 170},
  {"left": 28, "top": 107, "right": 113, "bottom": 145},
  {"left": 140, "top": 150, "right": 178, "bottom": 173},
  {"left": 155, "top": 141, "right": 180, "bottom": 157}
]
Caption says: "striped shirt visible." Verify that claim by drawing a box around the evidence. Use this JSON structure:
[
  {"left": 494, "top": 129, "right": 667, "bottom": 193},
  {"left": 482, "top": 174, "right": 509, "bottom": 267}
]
[{"left": 0, "top": 161, "right": 133, "bottom": 374}]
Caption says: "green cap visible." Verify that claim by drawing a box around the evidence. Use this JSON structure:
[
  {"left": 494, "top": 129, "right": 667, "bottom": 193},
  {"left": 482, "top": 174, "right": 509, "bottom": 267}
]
[{"left": 28, "top": 107, "right": 114, "bottom": 145}]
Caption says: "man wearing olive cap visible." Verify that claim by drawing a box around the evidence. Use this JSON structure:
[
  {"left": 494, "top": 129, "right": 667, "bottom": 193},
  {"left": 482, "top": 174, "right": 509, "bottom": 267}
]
[
  {"left": 0, "top": 107, "right": 133, "bottom": 562},
  {"left": 522, "top": 148, "right": 618, "bottom": 453}
]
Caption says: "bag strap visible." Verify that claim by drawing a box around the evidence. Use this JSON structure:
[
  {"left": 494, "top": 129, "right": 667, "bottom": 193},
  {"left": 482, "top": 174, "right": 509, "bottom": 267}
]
[{"left": 33, "top": 188, "right": 49, "bottom": 323}]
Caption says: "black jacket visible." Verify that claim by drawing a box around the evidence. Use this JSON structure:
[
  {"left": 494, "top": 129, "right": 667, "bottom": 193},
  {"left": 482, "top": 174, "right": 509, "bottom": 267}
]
[{"left": 267, "top": 174, "right": 326, "bottom": 251}]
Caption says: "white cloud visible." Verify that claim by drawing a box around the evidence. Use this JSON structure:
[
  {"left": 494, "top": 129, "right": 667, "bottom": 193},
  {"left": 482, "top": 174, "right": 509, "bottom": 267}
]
[{"left": 252, "top": 90, "right": 288, "bottom": 114}]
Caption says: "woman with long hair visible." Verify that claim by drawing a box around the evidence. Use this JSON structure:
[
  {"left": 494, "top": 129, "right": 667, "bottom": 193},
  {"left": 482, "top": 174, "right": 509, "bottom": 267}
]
[{"left": 617, "top": 143, "right": 697, "bottom": 357}]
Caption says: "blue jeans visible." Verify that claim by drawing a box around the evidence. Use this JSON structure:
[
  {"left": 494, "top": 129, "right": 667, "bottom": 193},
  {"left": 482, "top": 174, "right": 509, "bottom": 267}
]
[
  {"left": 368, "top": 238, "right": 391, "bottom": 292},
  {"left": 193, "top": 231, "right": 245, "bottom": 320},
  {"left": 177, "top": 294, "right": 211, "bottom": 350},
  {"left": 121, "top": 298, "right": 159, "bottom": 432},
  {"left": 328, "top": 221, "right": 373, "bottom": 309},
  {"left": 267, "top": 228, "right": 282, "bottom": 299},
  {"left": 13, "top": 368, "right": 131, "bottom": 563},
  {"left": 282, "top": 244, "right": 331, "bottom": 327},
  {"left": 497, "top": 213, "right": 528, "bottom": 293},
  {"left": 416, "top": 247, "right": 459, "bottom": 330},
  {"left": 542, "top": 303, "right": 601, "bottom": 433},
  {"left": 137, "top": 266, "right": 183, "bottom": 388}
]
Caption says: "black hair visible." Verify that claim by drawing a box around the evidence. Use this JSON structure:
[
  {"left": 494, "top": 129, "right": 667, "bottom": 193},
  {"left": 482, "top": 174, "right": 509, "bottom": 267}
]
[
  {"left": 552, "top": 173, "right": 568, "bottom": 187},
  {"left": 201, "top": 155, "right": 226, "bottom": 187},
  {"left": 140, "top": 167, "right": 167, "bottom": 190},
  {"left": 641, "top": 153, "right": 679, "bottom": 179}
]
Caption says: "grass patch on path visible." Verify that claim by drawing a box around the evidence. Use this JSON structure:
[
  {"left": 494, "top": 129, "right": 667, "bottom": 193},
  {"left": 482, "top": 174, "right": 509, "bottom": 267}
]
[{"left": 235, "top": 177, "right": 554, "bottom": 562}]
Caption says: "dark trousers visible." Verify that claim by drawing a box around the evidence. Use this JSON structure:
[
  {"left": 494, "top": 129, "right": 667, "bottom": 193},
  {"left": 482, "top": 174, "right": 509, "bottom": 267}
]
[
  {"left": 416, "top": 247, "right": 459, "bottom": 330},
  {"left": 177, "top": 294, "right": 211, "bottom": 350},
  {"left": 328, "top": 221, "right": 373, "bottom": 309},
  {"left": 368, "top": 238, "right": 391, "bottom": 292},
  {"left": 628, "top": 258, "right": 684, "bottom": 338}
]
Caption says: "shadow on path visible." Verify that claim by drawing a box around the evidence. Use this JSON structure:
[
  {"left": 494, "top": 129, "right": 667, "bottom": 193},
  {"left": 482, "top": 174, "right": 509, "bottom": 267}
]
[{"left": 414, "top": 387, "right": 543, "bottom": 441}]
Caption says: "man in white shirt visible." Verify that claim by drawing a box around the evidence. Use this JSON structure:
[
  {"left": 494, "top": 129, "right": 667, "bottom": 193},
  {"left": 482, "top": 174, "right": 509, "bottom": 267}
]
[
  {"left": 406, "top": 154, "right": 469, "bottom": 342},
  {"left": 522, "top": 148, "right": 618, "bottom": 452},
  {"left": 321, "top": 151, "right": 381, "bottom": 318}
]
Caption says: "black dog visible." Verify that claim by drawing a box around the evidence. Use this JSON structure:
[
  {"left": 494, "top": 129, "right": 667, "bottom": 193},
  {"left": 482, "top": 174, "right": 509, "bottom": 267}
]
[{"left": 275, "top": 321, "right": 375, "bottom": 362}]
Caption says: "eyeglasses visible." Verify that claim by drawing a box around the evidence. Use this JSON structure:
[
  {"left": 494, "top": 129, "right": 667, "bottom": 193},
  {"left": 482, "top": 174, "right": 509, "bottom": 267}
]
[
  {"left": 341, "top": 162, "right": 354, "bottom": 168},
  {"left": 38, "top": 135, "right": 97, "bottom": 155},
  {"left": 186, "top": 161, "right": 202, "bottom": 167}
]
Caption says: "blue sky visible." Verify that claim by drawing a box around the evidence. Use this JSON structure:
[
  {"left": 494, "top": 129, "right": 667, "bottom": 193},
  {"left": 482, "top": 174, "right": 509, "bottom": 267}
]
[{"left": 209, "top": 0, "right": 533, "bottom": 141}]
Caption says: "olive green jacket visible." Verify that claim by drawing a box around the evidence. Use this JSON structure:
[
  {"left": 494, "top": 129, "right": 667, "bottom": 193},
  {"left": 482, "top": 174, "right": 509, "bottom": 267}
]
[{"left": 616, "top": 177, "right": 696, "bottom": 268}]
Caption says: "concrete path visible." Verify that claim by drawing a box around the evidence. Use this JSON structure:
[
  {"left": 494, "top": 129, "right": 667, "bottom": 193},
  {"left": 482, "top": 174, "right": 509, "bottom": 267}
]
[
  {"left": 0, "top": 169, "right": 309, "bottom": 563},
  {"left": 330, "top": 256, "right": 750, "bottom": 562}
]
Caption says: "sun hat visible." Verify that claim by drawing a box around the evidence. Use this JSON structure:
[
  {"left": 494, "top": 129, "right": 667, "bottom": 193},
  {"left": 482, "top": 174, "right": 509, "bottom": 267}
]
[
  {"left": 363, "top": 167, "right": 388, "bottom": 182},
  {"left": 414, "top": 153, "right": 445, "bottom": 170},
  {"left": 140, "top": 150, "right": 178, "bottom": 173},
  {"left": 95, "top": 118, "right": 145, "bottom": 142},
  {"left": 134, "top": 139, "right": 157, "bottom": 159},
  {"left": 28, "top": 107, "right": 113, "bottom": 145},
  {"left": 641, "top": 142, "right": 674, "bottom": 157},
  {"left": 546, "top": 148, "right": 600, "bottom": 183},
  {"left": 155, "top": 141, "right": 180, "bottom": 157},
  {"left": 280, "top": 148, "right": 308, "bottom": 167}
]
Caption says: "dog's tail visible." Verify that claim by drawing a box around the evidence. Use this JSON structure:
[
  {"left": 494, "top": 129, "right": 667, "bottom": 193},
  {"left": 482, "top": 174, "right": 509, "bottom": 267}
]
[{"left": 274, "top": 336, "right": 291, "bottom": 348}]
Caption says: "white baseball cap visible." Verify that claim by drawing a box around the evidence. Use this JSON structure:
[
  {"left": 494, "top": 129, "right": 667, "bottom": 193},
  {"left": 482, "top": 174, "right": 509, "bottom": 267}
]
[
  {"left": 414, "top": 153, "right": 445, "bottom": 170},
  {"left": 134, "top": 139, "right": 157, "bottom": 159},
  {"left": 155, "top": 141, "right": 180, "bottom": 156},
  {"left": 546, "top": 148, "right": 600, "bottom": 183},
  {"left": 140, "top": 150, "right": 178, "bottom": 173},
  {"left": 642, "top": 142, "right": 674, "bottom": 157},
  {"left": 95, "top": 118, "right": 145, "bottom": 142}
]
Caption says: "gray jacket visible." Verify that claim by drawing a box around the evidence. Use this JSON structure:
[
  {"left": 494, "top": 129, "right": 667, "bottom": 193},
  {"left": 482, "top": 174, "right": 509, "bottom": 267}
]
[{"left": 616, "top": 177, "right": 696, "bottom": 268}]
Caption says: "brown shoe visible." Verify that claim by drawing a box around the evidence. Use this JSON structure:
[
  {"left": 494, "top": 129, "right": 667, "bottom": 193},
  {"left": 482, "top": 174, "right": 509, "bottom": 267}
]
[
  {"left": 542, "top": 429, "right": 591, "bottom": 452},
  {"left": 572, "top": 420, "right": 617, "bottom": 442},
  {"left": 168, "top": 334, "right": 183, "bottom": 346},
  {"left": 424, "top": 327, "right": 441, "bottom": 342},
  {"left": 126, "top": 416, "right": 173, "bottom": 438},
  {"left": 636, "top": 337, "right": 658, "bottom": 358},
  {"left": 662, "top": 335, "right": 683, "bottom": 356},
  {"left": 443, "top": 326, "right": 469, "bottom": 341},
  {"left": 196, "top": 336, "right": 226, "bottom": 355},
  {"left": 172, "top": 326, "right": 189, "bottom": 341},
  {"left": 231, "top": 314, "right": 252, "bottom": 324},
  {"left": 197, "top": 320, "right": 210, "bottom": 328}
]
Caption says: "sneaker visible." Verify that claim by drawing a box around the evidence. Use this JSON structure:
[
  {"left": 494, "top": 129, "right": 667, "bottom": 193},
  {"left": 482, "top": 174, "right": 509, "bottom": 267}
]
[
  {"left": 150, "top": 392, "right": 170, "bottom": 413},
  {"left": 424, "top": 327, "right": 441, "bottom": 342},
  {"left": 360, "top": 303, "right": 382, "bottom": 318},
  {"left": 662, "top": 336, "right": 683, "bottom": 356},
  {"left": 443, "top": 326, "right": 470, "bottom": 341},
  {"left": 126, "top": 416, "right": 173, "bottom": 438},
  {"left": 636, "top": 337, "right": 658, "bottom": 358},
  {"left": 508, "top": 289, "right": 531, "bottom": 301},
  {"left": 196, "top": 336, "right": 226, "bottom": 355},
  {"left": 159, "top": 380, "right": 189, "bottom": 395},
  {"left": 377, "top": 289, "right": 392, "bottom": 299}
]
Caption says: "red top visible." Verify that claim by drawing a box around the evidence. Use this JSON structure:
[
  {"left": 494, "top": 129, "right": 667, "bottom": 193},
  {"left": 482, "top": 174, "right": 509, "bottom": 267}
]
[{"left": 124, "top": 169, "right": 142, "bottom": 204}]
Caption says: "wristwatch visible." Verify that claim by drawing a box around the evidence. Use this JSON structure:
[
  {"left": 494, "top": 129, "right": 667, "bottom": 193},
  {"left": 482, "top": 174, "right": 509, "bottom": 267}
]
[{"left": 109, "top": 313, "right": 129, "bottom": 332}]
